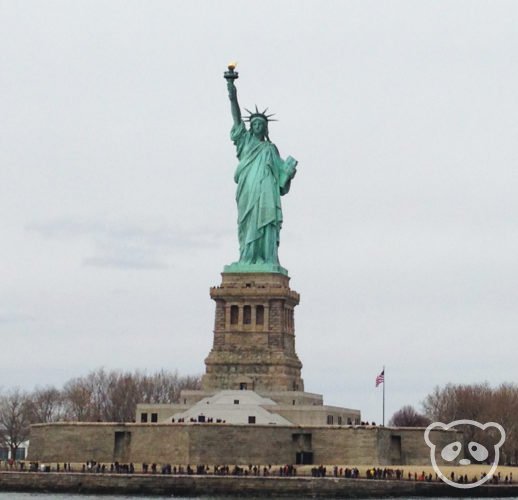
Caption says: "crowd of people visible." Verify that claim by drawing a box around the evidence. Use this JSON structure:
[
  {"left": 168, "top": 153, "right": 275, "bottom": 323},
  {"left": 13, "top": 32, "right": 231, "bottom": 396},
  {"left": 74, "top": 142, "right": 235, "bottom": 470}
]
[
  {"left": 0, "top": 459, "right": 515, "bottom": 485},
  {"left": 312, "top": 466, "right": 399, "bottom": 479},
  {"left": 172, "top": 417, "right": 226, "bottom": 423},
  {"left": 447, "top": 470, "right": 513, "bottom": 485}
]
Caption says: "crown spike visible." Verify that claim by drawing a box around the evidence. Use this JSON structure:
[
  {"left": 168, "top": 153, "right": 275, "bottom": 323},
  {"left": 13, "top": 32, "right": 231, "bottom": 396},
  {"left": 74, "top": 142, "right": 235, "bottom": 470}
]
[{"left": 243, "top": 105, "right": 278, "bottom": 123}]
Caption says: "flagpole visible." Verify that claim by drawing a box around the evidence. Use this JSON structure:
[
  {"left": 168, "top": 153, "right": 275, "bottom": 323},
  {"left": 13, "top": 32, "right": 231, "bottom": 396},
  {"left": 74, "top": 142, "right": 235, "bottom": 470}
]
[{"left": 382, "top": 365, "right": 385, "bottom": 427}]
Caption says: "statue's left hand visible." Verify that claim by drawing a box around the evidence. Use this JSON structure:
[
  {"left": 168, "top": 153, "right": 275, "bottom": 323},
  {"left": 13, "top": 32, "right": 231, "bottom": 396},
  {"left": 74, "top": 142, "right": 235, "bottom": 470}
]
[{"left": 286, "top": 156, "right": 298, "bottom": 177}]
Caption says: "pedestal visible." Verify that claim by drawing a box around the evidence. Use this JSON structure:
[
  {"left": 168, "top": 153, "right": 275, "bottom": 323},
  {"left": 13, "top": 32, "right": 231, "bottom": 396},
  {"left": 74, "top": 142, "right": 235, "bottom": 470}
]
[{"left": 202, "top": 272, "right": 304, "bottom": 392}]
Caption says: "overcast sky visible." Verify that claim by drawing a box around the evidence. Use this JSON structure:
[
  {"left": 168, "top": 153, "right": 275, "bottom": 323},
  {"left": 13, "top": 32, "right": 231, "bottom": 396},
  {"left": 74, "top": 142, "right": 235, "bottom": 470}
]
[{"left": 2, "top": 1, "right": 517, "bottom": 422}]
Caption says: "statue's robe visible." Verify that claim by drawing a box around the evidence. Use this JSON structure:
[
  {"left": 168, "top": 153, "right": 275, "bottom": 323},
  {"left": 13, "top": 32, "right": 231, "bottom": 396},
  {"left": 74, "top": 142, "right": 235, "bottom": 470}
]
[{"left": 231, "top": 121, "right": 294, "bottom": 264}]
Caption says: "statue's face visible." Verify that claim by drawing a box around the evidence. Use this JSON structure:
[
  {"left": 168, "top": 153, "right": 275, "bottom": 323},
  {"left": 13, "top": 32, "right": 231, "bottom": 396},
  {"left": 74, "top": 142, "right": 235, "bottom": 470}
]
[{"left": 251, "top": 118, "right": 267, "bottom": 138}]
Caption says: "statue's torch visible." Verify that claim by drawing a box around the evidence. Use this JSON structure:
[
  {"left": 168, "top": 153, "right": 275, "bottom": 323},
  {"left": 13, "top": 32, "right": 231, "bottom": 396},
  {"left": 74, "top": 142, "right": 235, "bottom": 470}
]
[{"left": 224, "top": 62, "right": 239, "bottom": 81}]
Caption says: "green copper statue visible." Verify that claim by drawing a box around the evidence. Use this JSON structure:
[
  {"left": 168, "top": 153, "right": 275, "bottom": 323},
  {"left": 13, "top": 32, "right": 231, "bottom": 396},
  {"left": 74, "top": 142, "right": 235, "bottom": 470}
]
[{"left": 223, "top": 65, "right": 298, "bottom": 275}]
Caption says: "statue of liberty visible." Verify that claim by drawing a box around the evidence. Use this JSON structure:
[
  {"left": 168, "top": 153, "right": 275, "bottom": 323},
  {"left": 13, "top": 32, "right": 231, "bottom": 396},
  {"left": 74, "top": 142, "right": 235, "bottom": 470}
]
[{"left": 224, "top": 64, "right": 298, "bottom": 275}]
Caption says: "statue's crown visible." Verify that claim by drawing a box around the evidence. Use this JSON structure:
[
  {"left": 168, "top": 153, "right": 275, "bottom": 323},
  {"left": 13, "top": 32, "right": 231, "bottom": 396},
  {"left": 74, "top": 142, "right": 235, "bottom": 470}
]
[{"left": 244, "top": 105, "right": 277, "bottom": 122}]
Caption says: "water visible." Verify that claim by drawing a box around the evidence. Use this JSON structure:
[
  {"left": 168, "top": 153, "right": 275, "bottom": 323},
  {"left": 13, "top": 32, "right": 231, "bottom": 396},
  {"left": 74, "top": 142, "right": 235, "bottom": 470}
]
[
  {"left": 0, "top": 496, "right": 297, "bottom": 500},
  {"left": 0, "top": 495, "right": 516, "bottom": 500}
]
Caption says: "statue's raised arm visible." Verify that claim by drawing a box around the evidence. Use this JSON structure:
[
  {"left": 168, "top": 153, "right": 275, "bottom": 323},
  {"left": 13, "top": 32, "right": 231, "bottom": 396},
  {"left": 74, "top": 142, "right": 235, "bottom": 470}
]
[
  {"left": 224, "top": 63, "right": 241, "bottom": 126},
  {"left": 223, "top": 64, "right": 298, "bottom": 276},
  {"left": 227, "top": 80, "right": 242, "bottom": 126}
]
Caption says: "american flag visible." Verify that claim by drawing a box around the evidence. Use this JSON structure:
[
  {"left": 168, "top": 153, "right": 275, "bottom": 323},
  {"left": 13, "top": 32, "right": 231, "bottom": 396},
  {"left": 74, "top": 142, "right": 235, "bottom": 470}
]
[{"left": 375, "top": 369, "right": 384, "bottom": 387}]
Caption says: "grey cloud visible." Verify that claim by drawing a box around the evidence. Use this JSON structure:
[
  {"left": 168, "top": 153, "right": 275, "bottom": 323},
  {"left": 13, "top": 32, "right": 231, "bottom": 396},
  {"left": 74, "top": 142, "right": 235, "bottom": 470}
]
[
  {"left": 27, "top": 216, "right": 225, "bottom": 270},
  {"left": 83, "top": 256, "right": 167, "bottom": 270},
  {"left": 26, "top": 219, "right": 102, "bottom": 238},
  {"left": 82, "top": 234, "right": 168, "bottom": 269},
  {"left": 0, "top": 311, "right": 34, "bottom": 324}
]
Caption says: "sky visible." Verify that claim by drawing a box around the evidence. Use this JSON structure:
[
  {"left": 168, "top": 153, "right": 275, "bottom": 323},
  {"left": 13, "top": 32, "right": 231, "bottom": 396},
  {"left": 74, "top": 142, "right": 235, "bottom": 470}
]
[{"left": 1, "top": 1, "right": 518, "bottom": 422}]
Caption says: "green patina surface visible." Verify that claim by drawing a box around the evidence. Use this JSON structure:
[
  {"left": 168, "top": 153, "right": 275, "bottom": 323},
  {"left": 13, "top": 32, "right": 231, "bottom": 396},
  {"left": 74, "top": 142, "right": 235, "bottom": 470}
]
[
  {"left": 225, "top": 69, "right": 297, "bottom": 276},
  {"left": 223, "top": 261, "right": 288, "bottom": 275}
]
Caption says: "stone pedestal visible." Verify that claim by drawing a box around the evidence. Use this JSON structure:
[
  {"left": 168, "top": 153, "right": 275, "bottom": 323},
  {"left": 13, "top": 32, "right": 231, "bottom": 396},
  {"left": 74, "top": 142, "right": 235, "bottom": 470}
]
[{"left": 202, "top": 273, "right": 304, "bottom": 392}]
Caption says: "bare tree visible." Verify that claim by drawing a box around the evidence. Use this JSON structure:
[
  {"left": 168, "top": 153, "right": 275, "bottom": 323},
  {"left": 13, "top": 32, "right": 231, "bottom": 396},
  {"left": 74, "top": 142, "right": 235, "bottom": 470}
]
[
  {"left": 108, "top": 371, "right": 143, "bottom": 422},
  {"left": 492, "top": 383, "right": 518, "bottom": 465},
  {"left": 0, "top": 368, "right": 202, "bottom": 432},
  {"left": 389, "top": 405, "right": 430, "bottom": 427},
  {"left": 29, "top": 386, "right": 64, "bottom": 423},
  {"left": 0, "top": 389, "right": 33, "bottom": 460},
  {"left": 139, "top": 370, "right": 201, "bottom": 405},
  {"left": 61, "top": 368, "right": 201, "bottom": 422},
  {"left": 62, "top": 377, "right": 95, "bottom": 421},
  {"left": 421, "top": 382, "right": 518, "bottom": 464},
  {"left": 422, "top": 382, "right": 493, "bottom": 423}
]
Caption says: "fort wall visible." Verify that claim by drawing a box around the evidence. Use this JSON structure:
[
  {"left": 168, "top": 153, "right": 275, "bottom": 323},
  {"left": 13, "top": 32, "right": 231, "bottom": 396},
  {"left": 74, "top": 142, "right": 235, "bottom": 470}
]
[{"left": 29, "top": 422, "right": 459, "bottom": 466}]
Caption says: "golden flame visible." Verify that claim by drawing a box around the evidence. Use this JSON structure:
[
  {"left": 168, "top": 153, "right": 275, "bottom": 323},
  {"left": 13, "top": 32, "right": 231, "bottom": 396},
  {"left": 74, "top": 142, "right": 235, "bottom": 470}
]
[{"left": 228, "top": 61, "right": 237, "bottom": 71}]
